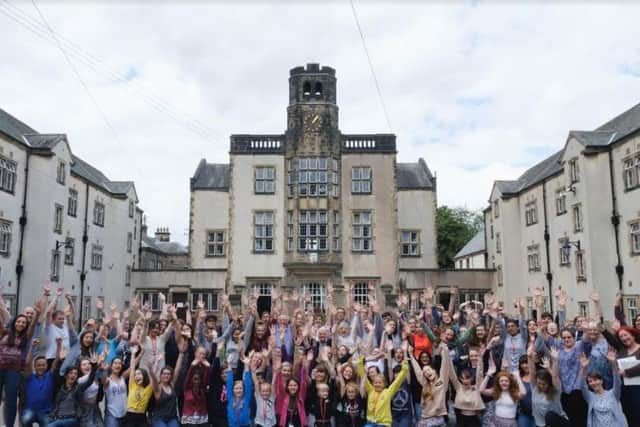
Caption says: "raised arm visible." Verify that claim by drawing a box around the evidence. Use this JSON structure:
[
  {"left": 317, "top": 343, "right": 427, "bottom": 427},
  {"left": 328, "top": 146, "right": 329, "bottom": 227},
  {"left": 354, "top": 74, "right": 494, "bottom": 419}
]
[{"left": 479, "top": 353, "right": 496, "bottom": 396}]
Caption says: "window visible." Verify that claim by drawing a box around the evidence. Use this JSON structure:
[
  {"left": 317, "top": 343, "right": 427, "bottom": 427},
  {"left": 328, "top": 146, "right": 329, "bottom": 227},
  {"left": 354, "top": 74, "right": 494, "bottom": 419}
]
[
  {"left": 56, "top": 162, "right": 66, "bottom": 185},
  {"left": 206, "top": 230, "right": 225, "bottom": 256},
  {"left": 0, "top": 156, "right": 17, "bottom": 194},
  {"left": 569, "top": 158, "right": 580, "bottom": 183},
  {"left": 576, "top": 251, "right": 586, "bottom": 280},
  {"left": 255, "top": 166, "right": 275, "bottom": 194},
  {"left": 525, "top": 201, "right": 538, "bottom": 226},
  {"left": 1, "top": 295, "right": 15, "bottom": 316},
  {"left": 497, "top": 265, "right": 503, "bottom": 287},
  {"left": 332, "top": 211, "right": 340, "bottom": 251},
  {"left": 573, "top": 204, "right": 583, "bottom": 232},
  {"left": 0, "top": 221, "right": 11, "bottom": 256},
  {"left": 578, "top": 302, "right": 589, "bottom": 318},
  {"left": 191, "top": 290, "right": 219, "bottom": 311},
  {"left": 127, "top": 232, "right": 133, "bottom": 253},
  {"left": 298, "top": 210, "right": 328, "bottom": 251},
  {"left": 527, "top": 245, "right": 541, "bottom": 271},
  {"left": 401, "top": 230, "right": 420, "bottom": 256},
  {"left": 138, "top": 291, "right": 167, "bottom": 312},
  {"left": 351, "top": 167, "right": 372, "bottom": 194},
  {"left": 289, "top": 157, "right": 337, "bottom": 197},
  {"left": 302, "top": 282, "right": 326, "bottom": 311},
  {"left": 125, "top": 265, "right": 131, "bottom": 287},
  {"left": 93, "top": 202, "right": 105, "bottom": 227},
  {"left": 631, "top": 222, "right": 640, "bottom": 255},
  {"left": 91, "top": 245, "right": 103, "bottom": 270},
  {"left": 352, "top": 211, "right": 373, "bottom": 252},
  {"left": 637, "top": 156, "right": 640, "bottom": 188},
  {"left": 53, "top": 204, "right": 64, "bottom": 234},
  {"left": 555, "top": 192, "right": 567, "bottom": 215},
  {"left": 626, "top": 298, "right": 638, "bottom": 323},
  {"left": 287, "top": 211, "right": 294, "bottom": 252},
  {"left": 68, "top": 189, "right": 78, "bottom": 217},
  {"left": 50, "top": 250, "right": 61, "bottom": 281},
  {"left": 493, "top": 200, "right": 500, "bottom": 218},
  {"left": 352, "top": 281, "right": 369, "bottom": 305},
  {"left": 254, "top": 211, "right": 274, "bottom": 252},
  {"left": 129, "top": 201, "right": 135, "bottom": 218},
  {"left": 64, "top": 238, "right": 74, "bottom": 265},
  {"left": 559, "top": 239, "right": 570, "bottom": 266},
  {"left": 490, "top": 224, "right": 494, "bottom": 239},
  {"left": 251, "top": 282, "right": 273, "bottom": 297},
  {"left": 624, "top": 159, "right": 635, "bottom": 190},
  {"left": 496, "top": 232, "right": 502, "bottom": 253},
  {"left": 83, "top": 296, "right": 92, "bottom": 322}
]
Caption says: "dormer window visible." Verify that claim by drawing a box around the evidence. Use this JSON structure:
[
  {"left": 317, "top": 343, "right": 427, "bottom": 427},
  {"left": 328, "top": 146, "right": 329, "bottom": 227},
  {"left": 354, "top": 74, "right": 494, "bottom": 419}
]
[{"left": 314, "top": 82, "right": 323, "bottom": 97}]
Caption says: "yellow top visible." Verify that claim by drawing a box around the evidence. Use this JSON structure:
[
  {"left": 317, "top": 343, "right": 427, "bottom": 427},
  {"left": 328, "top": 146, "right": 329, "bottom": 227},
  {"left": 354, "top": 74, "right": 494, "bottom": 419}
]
[
  {"left": 127, "top": 379, "right": 153, "bottom": 413},
  {"left": 357, "top": 356, "right": 409, "bottom": 427}
]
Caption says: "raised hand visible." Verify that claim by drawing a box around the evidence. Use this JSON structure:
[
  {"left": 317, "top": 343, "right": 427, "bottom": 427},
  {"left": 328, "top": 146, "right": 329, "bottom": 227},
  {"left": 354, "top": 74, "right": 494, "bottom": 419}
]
[
  {"left": 424, "top": 286, "right": 434, "bottom": 301},
  {"left": 549, "top": 347, "right": 559, "bottom": 360},
  {"left": 56, "top": 287, "right": 64, "bottom": 297},
  {"left": 590, "top": 291, "right": 600, "bottom": 303},
  {"left": 606, "top": 347, "right": 617, "bottom": 363},
  {"left": 540, "top": 356, "right": 551, "bottom": 370},
  {"left": 158, "top": 292, "right": 166, "bottom": 304},
  {"left": 579, "top": 352, "right": 589, "bottom": 370}
]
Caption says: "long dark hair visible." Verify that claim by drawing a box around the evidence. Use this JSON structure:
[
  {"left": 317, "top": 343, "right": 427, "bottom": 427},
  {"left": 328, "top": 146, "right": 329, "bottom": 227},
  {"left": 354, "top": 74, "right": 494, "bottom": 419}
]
[
  {"left": 535, "top": 369, "right": 557, "bottom": 400},
  {"left": 7, "top": 315, "right": 29, "bottom": 348}
]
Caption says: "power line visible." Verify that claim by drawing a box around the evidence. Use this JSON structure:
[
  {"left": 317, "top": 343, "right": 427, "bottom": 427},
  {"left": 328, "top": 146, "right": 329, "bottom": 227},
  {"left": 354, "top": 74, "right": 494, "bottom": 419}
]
[
  {"left": 349, "top": 0, "right": 393, "bottom": 133},
  {"left": 0, "top": 0, "right": 221, "bottom": 143}
]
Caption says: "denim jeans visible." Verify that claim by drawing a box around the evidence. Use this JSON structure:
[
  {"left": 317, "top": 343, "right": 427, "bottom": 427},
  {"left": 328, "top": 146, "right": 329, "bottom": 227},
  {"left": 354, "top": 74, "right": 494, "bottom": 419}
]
[
  {"left": 47, "top": 419, "right": 78, "bottom": 427},
  {"left": 104, "top": 415, "right": 126, "bottom": 427},
  {"left": 151, "top": 420, "right": 180, "bottom": 427},
  {"left": 22, "top": 409, "right": 50, "bottom": 427},
  {"left": 0, "top": 369, "right": 22, "bottom": 427},
  {"left": 517, "top": 414, "right": 536, "bottom": 427}
]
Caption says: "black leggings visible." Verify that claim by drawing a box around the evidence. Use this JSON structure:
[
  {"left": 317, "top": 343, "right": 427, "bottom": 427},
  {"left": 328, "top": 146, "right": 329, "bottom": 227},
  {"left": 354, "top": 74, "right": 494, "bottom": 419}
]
[
  {"left": 545, "top": 411, "right": 570, "bottom": 427},
  {"left": 456, "top": 414, "right": 481, "bottom": 427},
  {"left": 561, "top": 391, "right": 587, "bottom": 427},
  {"left": 124, "top": 412, "right": 148, "bottom": 427}
]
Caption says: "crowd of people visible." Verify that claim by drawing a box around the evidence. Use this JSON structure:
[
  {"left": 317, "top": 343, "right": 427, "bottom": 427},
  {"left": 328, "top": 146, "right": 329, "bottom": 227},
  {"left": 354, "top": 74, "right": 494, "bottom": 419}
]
[{"left": 0, "top": 282, "right": 638, "bottom": 427}]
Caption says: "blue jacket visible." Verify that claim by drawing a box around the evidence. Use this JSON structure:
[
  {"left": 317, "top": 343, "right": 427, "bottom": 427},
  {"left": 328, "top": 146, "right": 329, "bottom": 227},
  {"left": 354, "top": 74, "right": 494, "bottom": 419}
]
[
  {"left": 581, "top": 366, "right": 628, "bottom": 427},
  {"left": 226, "top": 370, "right": 253, "bottom": 427}
]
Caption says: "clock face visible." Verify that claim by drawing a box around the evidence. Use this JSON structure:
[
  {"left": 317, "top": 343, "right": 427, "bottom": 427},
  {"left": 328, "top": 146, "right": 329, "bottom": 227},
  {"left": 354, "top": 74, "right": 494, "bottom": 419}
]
[{"left": 303, "top": 114, "right": 323, "bottom": 133}]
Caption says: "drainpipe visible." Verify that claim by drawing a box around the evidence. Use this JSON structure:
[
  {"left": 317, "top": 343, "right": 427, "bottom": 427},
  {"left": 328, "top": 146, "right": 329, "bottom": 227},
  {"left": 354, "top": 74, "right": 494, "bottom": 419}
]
[
  {"left": 78, "top": 182, "right": 90, "bottom": 329},
  {"left": 542, "top": 180, "right": 554, "bottom": 314},
  {"left": 15, "top": 152, "right": 30, "bottom": 312},
  {"left": 608, "top": 150, "right": 624, "bottom": 292}
]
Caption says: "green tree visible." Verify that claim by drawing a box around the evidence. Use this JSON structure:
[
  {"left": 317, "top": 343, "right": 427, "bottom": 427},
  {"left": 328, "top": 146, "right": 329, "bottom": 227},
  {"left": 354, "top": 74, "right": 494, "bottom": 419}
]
[{"left": 437, "top": 206, "right": 483, "bottom": 268}]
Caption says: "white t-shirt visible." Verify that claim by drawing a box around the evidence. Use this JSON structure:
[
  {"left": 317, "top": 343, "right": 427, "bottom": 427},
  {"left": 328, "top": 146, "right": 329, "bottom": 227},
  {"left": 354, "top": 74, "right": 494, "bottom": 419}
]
[
  {"left": 495, "top": 392, "right": 518, "bottom": 419},
  {"left": 45, "top": 320, "right": 70, "bottom": 359}
]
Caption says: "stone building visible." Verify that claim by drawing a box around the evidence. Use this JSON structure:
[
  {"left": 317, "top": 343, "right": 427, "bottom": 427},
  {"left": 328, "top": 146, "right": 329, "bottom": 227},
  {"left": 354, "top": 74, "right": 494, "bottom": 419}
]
[
  {"left": 454, "top": 228, "right": 487, "bottom": 269},
  {"left": 132, "top": 64, "right": 447, "bottom": 313},
  {"left": 485, "top": 103, "right": 640, "bottom": 319},
  {"left": 140, "top": 226, "right": 189, "bottom": 270},
  {"left": 0, "top": 108, "right": 141, "bottom": 320}
]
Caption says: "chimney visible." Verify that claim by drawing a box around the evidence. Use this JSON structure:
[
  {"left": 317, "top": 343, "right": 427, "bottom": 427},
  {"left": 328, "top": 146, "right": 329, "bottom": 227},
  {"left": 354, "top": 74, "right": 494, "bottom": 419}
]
[{"left": 155, "top": 227, "right": 171, "bottom": 242}]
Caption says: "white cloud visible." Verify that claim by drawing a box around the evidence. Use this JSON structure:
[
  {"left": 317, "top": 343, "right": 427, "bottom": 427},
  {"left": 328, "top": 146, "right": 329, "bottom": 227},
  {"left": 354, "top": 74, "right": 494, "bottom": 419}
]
[{"left": 2, "top": 1, "right": 640, "bottom": 243}]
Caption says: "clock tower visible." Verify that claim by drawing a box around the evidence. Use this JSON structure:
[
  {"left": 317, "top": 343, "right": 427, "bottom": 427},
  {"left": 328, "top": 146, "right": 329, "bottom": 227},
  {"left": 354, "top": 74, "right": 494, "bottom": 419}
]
[{"left": 286, "top": 63, "right": 340, "bottom": 156}]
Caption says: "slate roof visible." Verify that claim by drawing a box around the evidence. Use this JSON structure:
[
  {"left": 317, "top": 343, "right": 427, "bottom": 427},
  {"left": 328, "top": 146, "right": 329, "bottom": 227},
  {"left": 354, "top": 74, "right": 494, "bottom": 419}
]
[
  {"left": 190, "top": 159, "right": 229, "bottom": 191},
  {"left": 0, "top": 108, "right": 36, "bottom": 142},
  {"left": 0, "top": 107, "right": 135, "bottom": 197},
  {"left": 454, "top": 228, "right": 486, "bottom": 259},
  {"left": 190, "top": 157, "right": 436, "bottom": 191},
  {"left": 397, "top": 158, "right": 435, "bottom": 190},
  {"left": 495, "top": 150, "right": 564, "bottom": 196},
  {"left": 142, "top": 234, "right": 188, "bottom": 255}
]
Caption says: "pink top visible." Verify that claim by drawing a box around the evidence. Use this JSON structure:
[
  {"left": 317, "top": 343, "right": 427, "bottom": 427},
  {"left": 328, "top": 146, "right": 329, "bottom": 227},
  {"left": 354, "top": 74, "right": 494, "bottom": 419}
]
[
  {"left": 275, "top": 366, "right": 308, "bottom": 427},
  {"left": 0, "top": 334, "right": 23, "bottom": 371}
]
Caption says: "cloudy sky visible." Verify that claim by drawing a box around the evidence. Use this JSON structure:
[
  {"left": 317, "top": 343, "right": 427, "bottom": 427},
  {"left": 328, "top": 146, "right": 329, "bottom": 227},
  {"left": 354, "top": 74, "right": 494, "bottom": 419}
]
[{"left": 2, "top": 1, "right": 640, "bottom": 244}]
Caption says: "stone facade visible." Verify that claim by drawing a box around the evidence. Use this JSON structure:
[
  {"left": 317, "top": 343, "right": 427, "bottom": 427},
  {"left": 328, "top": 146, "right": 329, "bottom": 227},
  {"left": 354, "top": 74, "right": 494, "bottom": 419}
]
[
  {"left": 181, "top": 63, "right": 450, "bottom": 313},
  {"left": 0, "top": 109, "right": 141, "bottom": 320},
  {"left": 485, "top": 103, "right": 640, "bottom": 319}
]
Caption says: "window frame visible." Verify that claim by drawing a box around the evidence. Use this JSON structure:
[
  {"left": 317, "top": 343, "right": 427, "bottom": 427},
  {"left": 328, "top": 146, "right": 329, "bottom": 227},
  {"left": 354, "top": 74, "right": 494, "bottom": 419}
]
[
  {"left": 254, "top": 166, "right": 276, "bottom": 195},
  {"left": 624, "top": 158, "right": 636, "bottom": 190},
  {"left": 630, "top": 221, "right": 640, "bottom": 255},
  {"left": 129, "top": 201, "right": 135, "bottom": 218},
  {"left": 301, "top": 282, "right": 326, "bottom": 312},
  {"left": 555, "top": 191, "right": 567, "bottom": 215},
  {"left": 0, "top": 220, "right": 12, "bottom": 256},
  {"left": 525, "top": 201, "right": 538, "bottom": 226},
  {"left": 298, "top": 210, "right": 328, "bottom": 252},
  {"left": 351, "top": 210, "right": 373, "bottom": 253},
  {"left": 53, "top": 204, "right": 64, "bottom": 234},
  {"left": 569, "top": 158, "right": 580, "bottom": 183},
  {"left": 576, "top": 250, "right": 586, "bottom": 281},
  {"left": 191, "top": 290, "right": 219, "bottom": 311},
  {"left": 527, "top": 245, "right": 541, "bottom": 272},
  {"left": 50, "top": 250, "right": 61, "bottom": 281},
  {"left": 206, "top": 230, "right": 226, "bottom": 257},
  {"left": 91, "top": 244, "right": 103, "bottom": 270},
  {"left": 495, "top": 232, "right": 502, "bottom": 254},
  {"left": 559, "top": 238, "right": 570, "bottom": 266},
  {"left": 572, "top": 204, "right": 583, "bottom": 232},
  {"left": 93, "top": 202, "right": 105, "bottom": 227},
  {"left": 64, "top": 237, "right": 75, "bottom": 265},
  {"left": 68, "top": 189, "right": 78, "bottom": 217},
  {"left": 351, "top": 166, "right": 372, "bottom": 195},
  {"left": 56, "top": 161, "right": 66, "bottom": 185},
  {"left": 138, "top": 290, "right": 167, "bottom": 312},
  {"left": 0, "top": 155, "right": 17, "bottom": 194},
  {"left": 352, "top": 281, "right": 370, "bottom": 306},
  {"left": 254, "top": 211, "right": 274, "bottom": 253},
  {"left": 127, "top": 232, "right": 133, "bottom": 253},
  {"left": 400, "top": 229, "right": 420, "bottom": 257}
]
